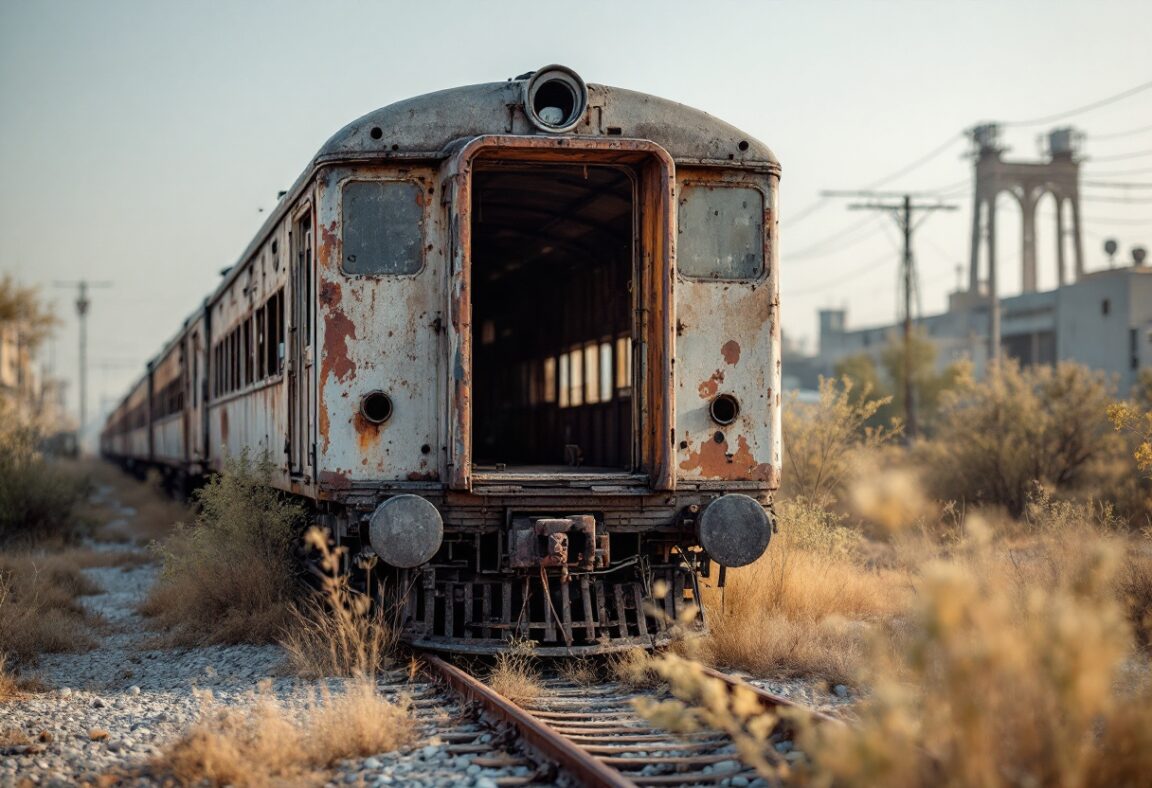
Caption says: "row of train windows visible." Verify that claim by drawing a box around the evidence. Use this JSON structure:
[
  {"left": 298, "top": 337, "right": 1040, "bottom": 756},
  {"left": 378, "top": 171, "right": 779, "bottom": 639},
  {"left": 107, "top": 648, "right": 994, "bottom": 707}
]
[
  {"left": 152, "top": 376, "right": 184, "bottom": 420},
  {"left": 212, "top": 290, "right": 285, "bottom": 398},
  {"left": 509, "top": 337, "right": 633, "bottom": 409}
]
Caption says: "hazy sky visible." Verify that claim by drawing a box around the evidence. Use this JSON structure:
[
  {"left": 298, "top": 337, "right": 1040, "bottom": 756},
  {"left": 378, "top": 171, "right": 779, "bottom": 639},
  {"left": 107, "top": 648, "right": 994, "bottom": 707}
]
[{"left": 2, "top": 0, "right": 1150, "bottom": 433}]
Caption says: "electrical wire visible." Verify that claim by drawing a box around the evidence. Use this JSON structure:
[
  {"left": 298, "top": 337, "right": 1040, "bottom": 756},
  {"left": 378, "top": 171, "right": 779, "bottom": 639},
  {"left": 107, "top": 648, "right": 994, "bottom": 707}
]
[
  {"left": 786, "top": 214, "right": 886, "bottom": 260},
  {"left": 1088, "top": 148, "right": 1152, "bottom": 162},
  {"left": 787, "top": 249, "right": 895, "bottom": 296},
  {"left": 785, "top": 133, "right": 964, "bottom": 228},
  {"left": 1083, "top": 181, "right": 1152, "bottom": 189},
  {"left": 1002, "top": 78, "right": 1152, "bottom": 127},
  {"left": 1081, "top": 193, "right": 1152, "bottom": 204},
  {"left": 1090, "top": 122, "right": 1152, "bottom": 141}
]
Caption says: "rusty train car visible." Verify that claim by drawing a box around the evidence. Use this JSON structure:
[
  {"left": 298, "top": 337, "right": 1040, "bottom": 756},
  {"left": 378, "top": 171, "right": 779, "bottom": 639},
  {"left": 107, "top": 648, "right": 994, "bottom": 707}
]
[{"left": 101, "top": 66, "right": 781, "bottom": 654}]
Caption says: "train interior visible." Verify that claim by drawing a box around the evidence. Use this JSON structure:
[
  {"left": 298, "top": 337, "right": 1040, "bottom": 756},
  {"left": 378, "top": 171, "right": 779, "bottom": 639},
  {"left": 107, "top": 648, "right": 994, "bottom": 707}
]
[{"left": 470, "top": 162, "right": 636, "bottom": 474}]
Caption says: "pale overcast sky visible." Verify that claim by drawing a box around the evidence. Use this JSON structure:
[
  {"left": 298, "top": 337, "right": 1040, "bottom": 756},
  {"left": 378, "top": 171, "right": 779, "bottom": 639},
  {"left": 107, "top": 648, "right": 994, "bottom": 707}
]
[{"left": 2, "top": 0, "right": 1150, "bottom": 432}]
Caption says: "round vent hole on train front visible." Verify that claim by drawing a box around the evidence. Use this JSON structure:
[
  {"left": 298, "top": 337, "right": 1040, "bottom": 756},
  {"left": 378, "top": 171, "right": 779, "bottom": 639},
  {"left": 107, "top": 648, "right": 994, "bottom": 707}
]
[
  {"left": 738, "top": 140, "right": 750, "bottom": 152},
  {"left": 360, "top": 391, "right": 393, "bottom": 424},
  {"left": 370, "top": 126, "right": 383, "bottom": 140},
  {"left": 710, "top": 394, "right": 740, "bottom": 426}
]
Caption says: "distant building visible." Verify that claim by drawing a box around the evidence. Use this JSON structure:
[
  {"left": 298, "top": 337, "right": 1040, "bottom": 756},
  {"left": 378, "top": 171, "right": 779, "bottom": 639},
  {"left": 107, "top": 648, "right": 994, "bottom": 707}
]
[{"left": 811, "top": 257, "right": 1152, "bottom": 396}]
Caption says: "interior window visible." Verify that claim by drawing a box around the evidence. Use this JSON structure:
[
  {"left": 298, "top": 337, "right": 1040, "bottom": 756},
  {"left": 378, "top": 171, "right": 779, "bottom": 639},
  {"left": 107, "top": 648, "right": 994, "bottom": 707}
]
[
  {"left": 342, "top": 180, "right": 424, "bottom": 275},
  {"left": 678, "top": 184, "right": 764, "bottom": 280}
]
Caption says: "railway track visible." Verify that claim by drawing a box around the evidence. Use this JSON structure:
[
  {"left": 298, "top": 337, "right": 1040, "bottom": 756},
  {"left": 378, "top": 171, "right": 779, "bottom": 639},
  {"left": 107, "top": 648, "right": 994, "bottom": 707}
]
[{"left": 423, "top": 654, "right": 840, "bottom": 787}]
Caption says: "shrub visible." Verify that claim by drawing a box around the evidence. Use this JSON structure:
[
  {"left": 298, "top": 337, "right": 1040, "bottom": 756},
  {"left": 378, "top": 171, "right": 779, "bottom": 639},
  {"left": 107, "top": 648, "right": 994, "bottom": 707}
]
[
  {"left": 648, "top": 517, "right": 1152, "bottom": 787},
  {"left": 701, "top": 498, "right": 906, "bottom": 682},
  {"left": 0, "top": 403, "right": 88, "bottom": 546},
  {"left": 0, "top": 551, "right": 98, "bottom": 668},
  {"left": 280, "top": 527, "right": 398, "bottom": 678},
  {"left": 141, "top": 450, "right": 303, "bottom": 645},
  {"left": 781, "top": 377, "right": 899, "bottom": 505},
  {"left": 920, "top": 361, "right": 1115, "bottom": 517},
  {"left": 797, "top": 532, "right": 1152, "bottom": 787},
  {"left": 153, "top": 680, "right": 414, "bottom": 785},
  {"left": 486, "top": 640, "right": 542, "bottom": 703}
]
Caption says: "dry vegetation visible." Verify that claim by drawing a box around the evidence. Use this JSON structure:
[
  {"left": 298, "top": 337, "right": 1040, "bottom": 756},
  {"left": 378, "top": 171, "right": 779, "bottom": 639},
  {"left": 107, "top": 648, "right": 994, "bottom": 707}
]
[
  {"left": 667, "top": 366, "right": 1152, "bottom": 785},
  {"left": 151, "top": 680, "right": 415, "bottom": 786},
  {"left": 486, "top": 641, "right": 543, "bottom": 703},
  {"left": 281, "top": 527, "right": 399, "bottom": 678},
  {"left": 141, "top": 450, "right": 303, "bottom": 646}
]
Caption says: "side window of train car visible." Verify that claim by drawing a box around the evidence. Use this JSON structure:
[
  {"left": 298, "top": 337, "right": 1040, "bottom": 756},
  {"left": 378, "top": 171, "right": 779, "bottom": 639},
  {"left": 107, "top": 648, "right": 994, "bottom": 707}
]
[
  {"left": 677, "top": 184, "right": 765, "bottom": 281},
  {"left": 341, "top": 180, "right": 424, "bottom": 275}
]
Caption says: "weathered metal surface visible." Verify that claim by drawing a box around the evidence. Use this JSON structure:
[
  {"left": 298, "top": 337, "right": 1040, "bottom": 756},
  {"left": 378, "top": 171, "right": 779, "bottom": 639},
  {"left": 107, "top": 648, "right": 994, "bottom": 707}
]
[
  {"left": 674, "top": 167, "right": 781, "bottom": 490},
  {"left": 315, "top": 166, "right": 443, "bottom": 488},
  {"left": 696, "top": 493, "right": 772, "bottom": 567}
]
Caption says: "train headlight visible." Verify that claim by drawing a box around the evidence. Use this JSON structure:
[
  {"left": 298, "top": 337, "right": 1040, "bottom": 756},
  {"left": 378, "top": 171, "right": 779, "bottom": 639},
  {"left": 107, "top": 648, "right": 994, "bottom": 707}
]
[
  {"left": 368, "top": 495, "right": 444, "bottom": 568},
  {"left": 697, "top": 493, "right": 771, "bottom": 568},
  {"left": 523, "top": 65, "right": 588, "bottom": 133}
]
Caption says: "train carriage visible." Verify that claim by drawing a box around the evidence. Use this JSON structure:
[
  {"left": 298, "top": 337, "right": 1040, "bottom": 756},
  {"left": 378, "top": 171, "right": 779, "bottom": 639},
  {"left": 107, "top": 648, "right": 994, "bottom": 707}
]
[{"left": 102, "top": 65, "right": 782, "bottom": 654}]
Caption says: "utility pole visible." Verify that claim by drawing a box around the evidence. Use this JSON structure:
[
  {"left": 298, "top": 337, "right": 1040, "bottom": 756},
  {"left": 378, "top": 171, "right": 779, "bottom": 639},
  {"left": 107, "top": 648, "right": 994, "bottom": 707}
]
[
  {"left": 821, "top": 191, "right": 957, "bottom": 440},
  {"left": 55, "top": 280, "right": 112, "bottom": 448}
]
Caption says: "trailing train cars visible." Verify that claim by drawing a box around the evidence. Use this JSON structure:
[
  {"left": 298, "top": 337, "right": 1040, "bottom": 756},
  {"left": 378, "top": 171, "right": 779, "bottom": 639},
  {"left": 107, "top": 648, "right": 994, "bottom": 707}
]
[{"left": 102, "top": 65, "right": 782, "bottom": 654}]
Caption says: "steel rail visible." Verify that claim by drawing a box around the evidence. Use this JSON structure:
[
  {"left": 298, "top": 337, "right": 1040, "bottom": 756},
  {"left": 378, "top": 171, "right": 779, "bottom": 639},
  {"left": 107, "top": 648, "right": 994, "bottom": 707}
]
[
  {"left": 423, "top": 654, "right": 633, "bottom": 788},
  {"left": 425, "top": 654, "right": 845, "bottom": 787}
]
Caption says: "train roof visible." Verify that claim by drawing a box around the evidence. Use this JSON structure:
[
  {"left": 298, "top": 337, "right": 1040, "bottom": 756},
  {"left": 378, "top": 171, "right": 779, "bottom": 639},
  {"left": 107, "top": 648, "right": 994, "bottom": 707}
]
[
  {"left": 190, "top": 73, "right": 779, "bottom": 362},
  {"left": 316, "top": 80, "right": 779, "bottom": 168}
]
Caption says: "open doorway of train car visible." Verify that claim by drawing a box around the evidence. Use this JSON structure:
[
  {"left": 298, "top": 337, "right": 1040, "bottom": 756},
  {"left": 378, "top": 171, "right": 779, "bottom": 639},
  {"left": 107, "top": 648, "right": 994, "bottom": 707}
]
[{"left": 470, "top": 162, "right": 636, "bottom": 474}]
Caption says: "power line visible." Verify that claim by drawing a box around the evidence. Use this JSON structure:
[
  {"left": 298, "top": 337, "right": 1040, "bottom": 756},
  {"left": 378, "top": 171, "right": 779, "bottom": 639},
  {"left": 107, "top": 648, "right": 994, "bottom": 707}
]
[
  {"left": 863, "top": 134, "right": 965, "bottom": 189},
  {"left": 1002, "top": 78, "right": 1152, "bottom": 127},
  {"left": 1089, "top": 122, "right": 1152, "bottom": 141},
  {"left": 831, "top": 192, "right": 958, "bottom": 438},
  {"left": 1089, "top": 147, "right": 1152, "bottom": 162},
  {"left": 786, "top": 214, "right": 885, "bottom": 260},
  {"left": 784, "top": 133, "right": 964, "bottom": 227},
  {"left": 1083, "top": 180, "right": 1152, "bottom": 189},
  {"left": 1081, "top": 193, "right": 1152, "bottom": 204},
  {"left": 1078, "top": 165, "right": 1152, "bottom": 178},
  {"left": 787, "top": 249, "right": 894, "bottom": 296}
]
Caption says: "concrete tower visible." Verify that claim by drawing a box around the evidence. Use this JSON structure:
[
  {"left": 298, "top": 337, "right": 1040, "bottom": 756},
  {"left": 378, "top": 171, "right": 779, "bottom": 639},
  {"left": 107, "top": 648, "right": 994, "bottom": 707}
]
[{"left": 968, "top": 124, "right": 1084, "bottom": 296}]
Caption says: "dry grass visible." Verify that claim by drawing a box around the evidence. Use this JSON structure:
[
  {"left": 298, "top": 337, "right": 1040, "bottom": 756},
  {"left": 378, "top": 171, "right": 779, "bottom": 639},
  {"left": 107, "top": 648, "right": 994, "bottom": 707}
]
[
  {"left": 0, "top": 550, "right": 99, "bottom": 669},
  {"left": 608, "top": 646, "right": 662, "bottom": 689},
  {"left": 557, "top": 657, "right": 598, "bottom": 685},
  {"left": 152, "top": 680, "right": 414, "bottom": 786},
  {"left": 141, "top": 451, "right": 302, "bottom": 646},
  {"left": 0, "top": 408, "right": 89, "bottom": 547},
  {"left": 702, "top": 498, "right": 908, "bottom": 682},
  {"left": 642, "top": 470, "right": 1152, "bottom": 787},
  {"left": 487, "top": 642, "right": 542, "bottom": 704},
  {"left": 281, "top": 528, "right": 399, "bottom": 678}
]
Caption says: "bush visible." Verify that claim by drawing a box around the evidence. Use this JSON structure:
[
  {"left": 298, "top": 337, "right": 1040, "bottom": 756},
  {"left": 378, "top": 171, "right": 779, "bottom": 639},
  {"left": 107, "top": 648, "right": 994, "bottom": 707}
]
[
  {"left": 781, "top": 377, "right": 899, "bottom": 505},
  {"left": 701, "top": 498, "right": 906, "bottom": 682},
  {"left": 280, "top": 527, "right": 398, "bottom": 678},
  {"left": 141, "top": 450, "right": 303, "bottom": 645},
  {"left": 0, "top": 551, "right": 99, "bottom": 668},
  {"left": 0, "top": 403, "right": 88, "bottom": 546},
  {"left": 920, "top": 361, "right": 1115, "bottom": 517}
]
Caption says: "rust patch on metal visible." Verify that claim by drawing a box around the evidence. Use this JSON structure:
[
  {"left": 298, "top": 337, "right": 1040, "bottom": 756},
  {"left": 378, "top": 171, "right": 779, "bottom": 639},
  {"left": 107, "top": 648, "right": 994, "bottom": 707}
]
[
  {"left": 698, "top": 369, "right": 724, "bottom": 399},
  {"left": 318, "top": 470, "right": 351, "bottom": 490},
  {"left": 321, "top": 281, "right": 358, "bottom": 383},
  {"left": 679, "top": 433, "right": 770, "bottom": 480},
  {"left": 407, "top": 470, "right": 440, "bottom": 481},
  {"left": 721, "top": 340, "right": 741, "bottom": 365}
]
